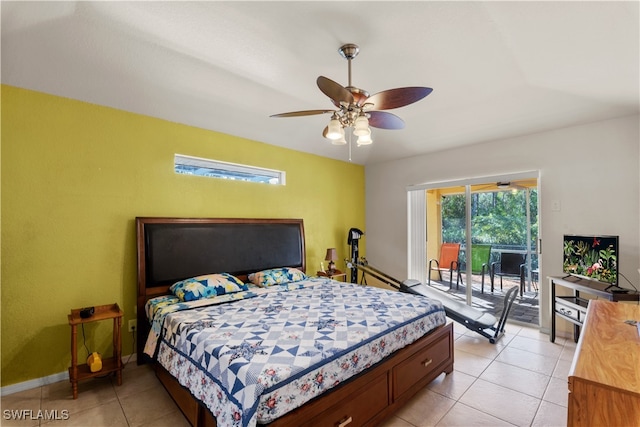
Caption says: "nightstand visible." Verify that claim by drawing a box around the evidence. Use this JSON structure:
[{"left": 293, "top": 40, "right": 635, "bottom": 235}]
[
  {"left": 68, "top": 303, "right": 123, "bottom": 399},
  {"left": 317, "top": 269, "right": 347, "bottom": 282}
]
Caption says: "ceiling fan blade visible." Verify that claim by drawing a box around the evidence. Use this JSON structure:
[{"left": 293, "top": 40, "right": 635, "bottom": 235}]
[
  {"left": 317, "top": 76, "right": 354, "bottom": 107},
  {"left": 366, "top": 87, "right": 433, "bottom": 110},
  {"left": 368, "top": 111, "right": 405, "bottom": 130},
  {"left": 270, "top": 110, "right": 334, "bottom": 118}
]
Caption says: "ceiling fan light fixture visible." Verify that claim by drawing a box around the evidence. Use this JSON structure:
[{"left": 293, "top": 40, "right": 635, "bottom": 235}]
[
  {"left": 332, "top": 134, "right": 347, "bottom": 145},
  {"left": 353, "top": 114, "right": 370, "bottom": 136},
  {"left": 326, "top": 117, "right": 343, "bottom": 140},
  {"left": 356, "top": 132, "right": 372, "bottom": 146}
]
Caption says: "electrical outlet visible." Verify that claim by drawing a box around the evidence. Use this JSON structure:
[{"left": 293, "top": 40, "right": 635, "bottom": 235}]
[{"left": 128, "top": 319, "right": 137, "bottom": 332}]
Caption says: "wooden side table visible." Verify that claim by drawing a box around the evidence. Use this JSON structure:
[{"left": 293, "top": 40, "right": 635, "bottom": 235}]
[
  {"left": 68, "top": 303, "right": 123, "bottom": 399},
  {"left": 317, "top": 269, "right": 347, "bottom": 282}
]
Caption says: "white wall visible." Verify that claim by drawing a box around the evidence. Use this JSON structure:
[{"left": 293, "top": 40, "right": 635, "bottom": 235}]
[{"left": 365, "top": 114, "right": 640, "bottom": 332}]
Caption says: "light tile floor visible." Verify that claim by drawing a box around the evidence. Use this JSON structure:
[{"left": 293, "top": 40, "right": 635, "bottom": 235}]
[{"left": 1, "top": 322, "right": 572, "bottom": 426}]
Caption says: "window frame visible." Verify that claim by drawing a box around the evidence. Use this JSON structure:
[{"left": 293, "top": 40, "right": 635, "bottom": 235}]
[{"left": 174, "top": 154, "right": 286, "bottom": 185}]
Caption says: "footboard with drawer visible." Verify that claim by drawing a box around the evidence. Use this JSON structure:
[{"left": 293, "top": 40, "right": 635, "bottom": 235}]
[{"left": 156, "top": 321, "right": 453, "bottom": 427}]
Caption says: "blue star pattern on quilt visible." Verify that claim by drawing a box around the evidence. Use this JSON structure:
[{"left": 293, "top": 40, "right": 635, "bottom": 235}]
[{"left": 224, "top": 341, "right": 268, "bottom": 362}]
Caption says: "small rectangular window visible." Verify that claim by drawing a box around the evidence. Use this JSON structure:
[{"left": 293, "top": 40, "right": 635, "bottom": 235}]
[{"left": 174, "top": 154, "right": 285, "bottom": 185}]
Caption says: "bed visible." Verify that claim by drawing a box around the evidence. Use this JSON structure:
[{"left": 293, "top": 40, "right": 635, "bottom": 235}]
[{"left": 136, "top": 217, "right": 454, "bottom": 427}]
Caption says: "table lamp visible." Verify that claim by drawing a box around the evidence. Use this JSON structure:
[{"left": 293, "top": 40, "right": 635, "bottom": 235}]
[{"left": 325, "top": 248, "right": 337, "bottom": 273}]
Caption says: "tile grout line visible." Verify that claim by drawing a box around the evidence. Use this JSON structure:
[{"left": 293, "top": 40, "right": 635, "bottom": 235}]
[
  {"left": 114, "top": 387, "right": 133, "bottom": 427},
  {"left": 437, "top": 325, "right": 569, "bottom": 426}
]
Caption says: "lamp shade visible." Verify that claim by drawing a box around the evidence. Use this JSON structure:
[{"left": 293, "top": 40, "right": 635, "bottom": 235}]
[
  {"left": 326, "top": 118, "right": 343, "bottom": 140},
  {"left": 356, "top": 131, "right": 373, "bottom": 146},
  {"left": 331, "top": 134, "right": 347, "bottom": 145},
  {"left": 325, "top": 248, "right": 337, "bottom": 261},
  {"left": 353, "top": 115, "right": 370, "bottom": 136}
]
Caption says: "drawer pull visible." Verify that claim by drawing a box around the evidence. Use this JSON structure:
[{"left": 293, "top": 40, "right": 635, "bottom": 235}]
[
  {"left": 423, "top": 358, "right": 433, "bottom": 367},
  {"left": 338, "top": 416, "right": 353, "bottom": 427}
]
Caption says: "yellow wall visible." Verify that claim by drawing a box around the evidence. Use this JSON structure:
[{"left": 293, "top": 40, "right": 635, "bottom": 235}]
[
  {"left": 0, "top": 85, "right": 365, "bottom": 387},
  {"left": 426, "top": 189, "right": 441, "bottom": 280}
]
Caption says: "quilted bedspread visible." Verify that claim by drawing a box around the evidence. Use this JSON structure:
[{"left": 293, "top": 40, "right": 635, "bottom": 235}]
[{"left": 147, "top": 278, "right": 446, "bottom": 427}]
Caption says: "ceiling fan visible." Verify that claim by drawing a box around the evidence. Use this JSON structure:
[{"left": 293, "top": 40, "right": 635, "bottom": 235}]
[
  {"left": 473, "top": 182, "right": 529, "bottom": 193},
  {"left": 270, "top": 43, "right": 433, "bottom": 146}
]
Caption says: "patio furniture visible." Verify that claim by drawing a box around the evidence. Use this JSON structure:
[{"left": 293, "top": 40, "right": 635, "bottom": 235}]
[
  {"left": 490, "top": 252, "right": 526, "bottom": 295},
  {"left": 531, "top": 269, "right": 539, "bottom": 295},
  {"left": 457, "top": 244, "right": 492, "bottom": 293},
  {"left": 428, "top": 243, "right": 460, "bottom": 288}
]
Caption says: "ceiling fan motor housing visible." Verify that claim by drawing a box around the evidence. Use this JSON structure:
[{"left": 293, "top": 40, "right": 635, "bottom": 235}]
[{"left": 338, "top": 43, "right": 359, "bottom": 60}]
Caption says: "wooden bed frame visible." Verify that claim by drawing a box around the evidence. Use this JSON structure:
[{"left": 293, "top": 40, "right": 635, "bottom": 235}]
[{"left": 136, "top": 217, "right": 454, "bottom": 426}]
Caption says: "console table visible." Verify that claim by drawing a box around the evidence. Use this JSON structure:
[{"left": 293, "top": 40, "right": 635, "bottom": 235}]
[
  {"left": 567, "top": 299, "right": 640, "bottom": 426},
  {"left": 549, "top": 275, "right": 639, "bottom": 343}
]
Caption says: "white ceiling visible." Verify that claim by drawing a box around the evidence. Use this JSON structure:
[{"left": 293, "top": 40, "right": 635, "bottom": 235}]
[{"left": 2, "top": 1, "right": 639, "bottom": 165}]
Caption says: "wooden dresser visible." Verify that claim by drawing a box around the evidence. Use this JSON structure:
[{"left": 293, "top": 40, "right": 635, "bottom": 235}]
[{"left": 567, "top": 299, "right": 640, "bottom": 427}]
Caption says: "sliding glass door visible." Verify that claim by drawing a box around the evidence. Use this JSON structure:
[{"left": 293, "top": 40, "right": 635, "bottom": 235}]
[{"left": 408, "top": 171, "right": 540, "bottom": 325}]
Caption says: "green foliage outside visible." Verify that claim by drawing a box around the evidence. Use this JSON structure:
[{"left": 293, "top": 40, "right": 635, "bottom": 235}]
[{"left": 441, "top": 189, "right": 539, "bottom": 253}]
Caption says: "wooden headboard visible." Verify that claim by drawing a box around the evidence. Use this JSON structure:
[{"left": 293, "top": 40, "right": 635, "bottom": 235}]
[{"left": 135, "top": 217, "right": 305, "bottom": 361}]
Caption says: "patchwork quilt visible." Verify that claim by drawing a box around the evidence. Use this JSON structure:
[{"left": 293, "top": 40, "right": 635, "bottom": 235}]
[{"left": 146, "top": 278, "right": 446, "bottom": 427}]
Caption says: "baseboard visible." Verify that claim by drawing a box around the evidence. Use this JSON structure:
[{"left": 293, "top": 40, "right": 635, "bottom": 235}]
[
  {"left": 1, "top": 371, "right": 68, "bottom": 396},
  {"left": 1, "top": 353, "right": 137, "bottom": 396}
]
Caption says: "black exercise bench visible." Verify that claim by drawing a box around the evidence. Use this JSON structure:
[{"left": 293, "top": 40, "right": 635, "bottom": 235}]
[{"left": 354, "top": 261, "right": 518, "bottom": 344}]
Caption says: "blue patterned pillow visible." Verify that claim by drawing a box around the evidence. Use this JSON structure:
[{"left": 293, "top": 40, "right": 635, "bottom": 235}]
[
  {"left": 170, "top": 273, "right": 248, "bottom": 302},
  {"left": 248, "top": 267, "right": 307, "bottom": 287}
]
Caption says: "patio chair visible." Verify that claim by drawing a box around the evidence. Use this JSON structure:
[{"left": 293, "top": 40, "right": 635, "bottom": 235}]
[
  {"left": 490, "top": 252, "right": 526, "bottom": 295},
  {"left": 427, "top": 243, "right": 460, "bottom": 288},
  {"left": 457, "top": 244, "right": 492, "bottom": 293}
]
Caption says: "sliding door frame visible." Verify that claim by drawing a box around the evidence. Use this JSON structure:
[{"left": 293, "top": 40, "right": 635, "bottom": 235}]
[{"left": 407, "top": 170, "right": 540, "bottom": 307}]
